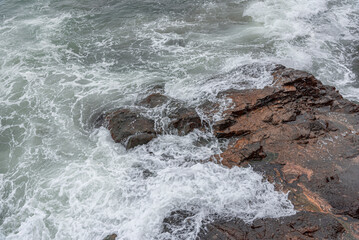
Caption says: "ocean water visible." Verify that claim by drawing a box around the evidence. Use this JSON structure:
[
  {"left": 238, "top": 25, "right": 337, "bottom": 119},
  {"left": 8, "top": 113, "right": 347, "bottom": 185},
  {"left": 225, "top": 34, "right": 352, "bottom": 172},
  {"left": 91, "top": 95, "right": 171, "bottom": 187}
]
[{"left": 0, "top": 0, "right": 358, "bottom": 239}]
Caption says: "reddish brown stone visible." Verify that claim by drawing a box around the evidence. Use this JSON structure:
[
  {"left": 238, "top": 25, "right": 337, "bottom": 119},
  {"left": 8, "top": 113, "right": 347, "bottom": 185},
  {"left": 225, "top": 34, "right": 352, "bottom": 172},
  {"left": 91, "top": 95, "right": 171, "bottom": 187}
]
[
  {"left": 138, "top": 93, "right": 170, "bottom": 108},
  {"left": 199, "top": 212, "right": 345, "bottom": 240},
  {"left": 205, "top": 66, "right": 359, "bottom": 239}
]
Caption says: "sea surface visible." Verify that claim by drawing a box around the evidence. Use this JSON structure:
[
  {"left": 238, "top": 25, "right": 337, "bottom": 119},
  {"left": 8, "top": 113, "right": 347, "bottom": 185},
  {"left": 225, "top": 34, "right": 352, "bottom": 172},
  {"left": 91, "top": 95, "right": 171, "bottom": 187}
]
[{"left": 0, "top": 0, "right": 358, "bottom": 239}]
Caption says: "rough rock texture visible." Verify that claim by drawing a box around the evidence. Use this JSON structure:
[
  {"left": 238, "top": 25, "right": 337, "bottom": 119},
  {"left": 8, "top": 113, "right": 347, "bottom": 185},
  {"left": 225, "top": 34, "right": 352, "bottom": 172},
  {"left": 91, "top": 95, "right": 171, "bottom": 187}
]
[
  {"left": 139, "top": 93, "right": 203, "bottom": 135},
  {"left": 168, "top": 106, "right": 203, "bottom": 135},
  {"left": 138, "top": 93, "right": 170, "bottom": 108},
  {"left": 95, "top": 93, "right": 204, "bottom": 149},
  {"left": 106, "top": 109, "right": 157, "bottom": 149},
  {"left": 100, "top": 65, "right": 359, "bottom": 239},
  {"left": 204, "top": 65, "right": 359, "bottom": 239},
  {"left": 199, "top": 212, "right": 345, "bottom": 240}
]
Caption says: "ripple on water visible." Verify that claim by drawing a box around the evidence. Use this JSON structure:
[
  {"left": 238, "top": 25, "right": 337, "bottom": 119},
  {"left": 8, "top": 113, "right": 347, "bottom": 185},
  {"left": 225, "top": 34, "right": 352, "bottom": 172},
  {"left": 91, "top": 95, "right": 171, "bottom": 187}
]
[{"left": 0, "top": 0, "right": 358, "bottom": 239}]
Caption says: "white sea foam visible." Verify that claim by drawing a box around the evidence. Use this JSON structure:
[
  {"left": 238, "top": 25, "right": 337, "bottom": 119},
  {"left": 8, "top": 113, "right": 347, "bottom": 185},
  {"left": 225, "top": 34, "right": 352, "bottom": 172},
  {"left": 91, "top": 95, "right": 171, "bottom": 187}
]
[
  {"left": 241, "top": 0, "right": 359, "bottom": 98},
  {"left": 0, "top": 0, "right": 358, "bottom": 239},
  {"left": 2, "top": 128, "right": 295, "bottom": 240}
]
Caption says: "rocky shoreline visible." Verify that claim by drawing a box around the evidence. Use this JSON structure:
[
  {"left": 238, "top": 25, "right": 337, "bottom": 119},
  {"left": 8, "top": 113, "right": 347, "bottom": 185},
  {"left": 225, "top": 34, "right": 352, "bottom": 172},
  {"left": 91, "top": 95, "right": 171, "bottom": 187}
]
[{"left": 99, "top": 65, "right": 359, "bottom": 240}]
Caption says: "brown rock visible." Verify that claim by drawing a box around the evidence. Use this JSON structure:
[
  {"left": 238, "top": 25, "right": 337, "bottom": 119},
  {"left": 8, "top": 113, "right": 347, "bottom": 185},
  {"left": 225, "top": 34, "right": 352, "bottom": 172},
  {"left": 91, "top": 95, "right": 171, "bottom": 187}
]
[
  {"left": 138, "top": 93, "right": 204, "bottom": 134},
  {"left": 206, "top": 65, "right": 359, "bottom": 239},
  {"left": 199, "top": 212, "right": 345, "bottom": 240},
  {"left": 101, "top": 65, "right": 359, "bottom": 238},
  {"left": 126, "top": 133, "right": 156, "bottom": 149},
  {"left": 138, "top": 93, "right": 170, "bottom": 108},
  {"left": 168, "top": 106, "right": 203, "bottom": 135},
  {"left": 106, "top": 109, "right": 156, "bottom": 148},
  {"left": 219, "top": 141, "right": 266, "bottom": 167},
  {"left": 97, "top": 94, "right": 205, "bottom": 149}
]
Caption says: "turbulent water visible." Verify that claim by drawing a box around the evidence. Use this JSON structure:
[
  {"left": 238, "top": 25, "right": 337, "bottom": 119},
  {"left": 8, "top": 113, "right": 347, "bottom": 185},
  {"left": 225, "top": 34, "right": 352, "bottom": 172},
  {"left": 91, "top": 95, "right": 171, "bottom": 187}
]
[{"left": 0, "top": 0, "right": 358, "bottom": 239}]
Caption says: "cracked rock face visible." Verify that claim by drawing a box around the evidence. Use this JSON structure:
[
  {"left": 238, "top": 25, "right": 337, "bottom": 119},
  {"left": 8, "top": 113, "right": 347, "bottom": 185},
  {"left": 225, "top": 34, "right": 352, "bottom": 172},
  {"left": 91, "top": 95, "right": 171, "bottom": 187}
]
[
  {"left": 100, "top": 65, "right": 359, "bottom": 240},
  {"left": 202, "top": 65, "right": 359, "bottom": 239},
  {"left": 199, "top": 211, "right": 345, "bottom": 240}
]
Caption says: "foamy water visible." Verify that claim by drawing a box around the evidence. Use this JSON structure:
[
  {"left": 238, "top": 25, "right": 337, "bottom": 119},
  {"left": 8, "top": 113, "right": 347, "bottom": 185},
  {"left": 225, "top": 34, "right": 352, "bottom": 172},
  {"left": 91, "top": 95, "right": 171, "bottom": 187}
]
[{"left": 0, "top": 0, "right": 358, "bottom": 239}]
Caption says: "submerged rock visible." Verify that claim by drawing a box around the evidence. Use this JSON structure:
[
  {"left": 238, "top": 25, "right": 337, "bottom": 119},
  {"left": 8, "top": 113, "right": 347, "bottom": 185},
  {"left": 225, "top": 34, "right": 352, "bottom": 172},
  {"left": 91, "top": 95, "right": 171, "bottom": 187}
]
[
  {"left": 162, "top": 210, "right": 197, "bottom": 235},
  {"left": 204, "top": 65, "right": 359, "bottom": 239}
]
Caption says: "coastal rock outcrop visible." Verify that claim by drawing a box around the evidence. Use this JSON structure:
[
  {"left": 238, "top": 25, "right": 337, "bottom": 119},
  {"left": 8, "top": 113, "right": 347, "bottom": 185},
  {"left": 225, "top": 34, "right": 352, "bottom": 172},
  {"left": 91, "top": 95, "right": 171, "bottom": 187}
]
[
  {"left": 203, "top": 65, "right": 359, "bottom": 239},
  {"left": 101, "top": 65, "right": 359, "bottom": 239},
  {"left": 95, "top": 93, "right": 204, "bottom": 149},
  {"left": 199, "top": 212, "right": 345, "bottom": 240},
  {"left": 106, "top": 108, "right": 157, "bottom": 149}
]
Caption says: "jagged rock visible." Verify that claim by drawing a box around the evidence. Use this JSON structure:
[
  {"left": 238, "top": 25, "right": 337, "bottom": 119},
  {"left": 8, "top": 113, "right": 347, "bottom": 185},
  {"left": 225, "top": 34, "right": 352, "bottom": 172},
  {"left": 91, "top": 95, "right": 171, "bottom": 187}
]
[
  {"left": 168, "top": 106, "right": 203, "bottom": 135},
  {"left": 199, "top": 212, "right": 345, "bottom": 240},
  {"left": 101, "top": 65, "right": 359, "bottom": 239},
  {"left": 106, "top": 109, "right": 157, "bottom": 149},
  {"left": 97, "top": 94, "right": 205, "bottom": 149},
  {"left": 216, "top": 141, "right": 266, "bottom": 166},
  {"left": 207, "top": 65, "right": 359, "bottom": 239},
  {"left": 138, "top": 93, "right": 203, "bottom": 134}
]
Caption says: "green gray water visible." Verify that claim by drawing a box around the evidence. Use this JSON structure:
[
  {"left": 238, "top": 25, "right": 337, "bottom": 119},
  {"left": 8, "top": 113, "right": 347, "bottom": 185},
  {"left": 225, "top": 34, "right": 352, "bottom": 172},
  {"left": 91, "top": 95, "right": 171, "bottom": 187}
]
[{"left": 0, "top": 0, "right": 358, "bottom": 239}]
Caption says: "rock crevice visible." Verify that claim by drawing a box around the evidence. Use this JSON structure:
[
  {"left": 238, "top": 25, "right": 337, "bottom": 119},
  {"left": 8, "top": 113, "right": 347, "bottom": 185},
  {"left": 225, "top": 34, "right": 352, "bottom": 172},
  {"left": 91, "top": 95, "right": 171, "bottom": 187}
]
[
  {"left": 204, "top": 65, "right": 359, "bottom": 239},
  {"left": 100, "top": 65, "right": 359, "bottom": 239}
]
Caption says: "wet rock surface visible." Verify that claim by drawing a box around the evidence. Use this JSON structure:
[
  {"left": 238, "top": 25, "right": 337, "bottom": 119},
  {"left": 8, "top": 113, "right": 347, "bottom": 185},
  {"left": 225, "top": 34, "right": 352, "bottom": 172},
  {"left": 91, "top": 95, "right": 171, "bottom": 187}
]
[
  {"left": 138, "top": 93, "right": 170, "bottom": 108},
  {"left": 101, "top": 108, "right": 156, "bottom": 149},
  {"left": 162, "top": 210, "right": 197, "bottom": 236},
  {"left": 167, "top": 106, "right": 203, "bottom": 136},
  {"left": 199, "top": 212, "right": 345, "bottom": 240},
  {"left": 95, "top": 93, "right": 204, "bottom": 149},
  {"left": 99, "top": 65, "right": 359, "bottom": 239},
  {"left": 203, "top": 65, "right": 359, "bottom": 239}
]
